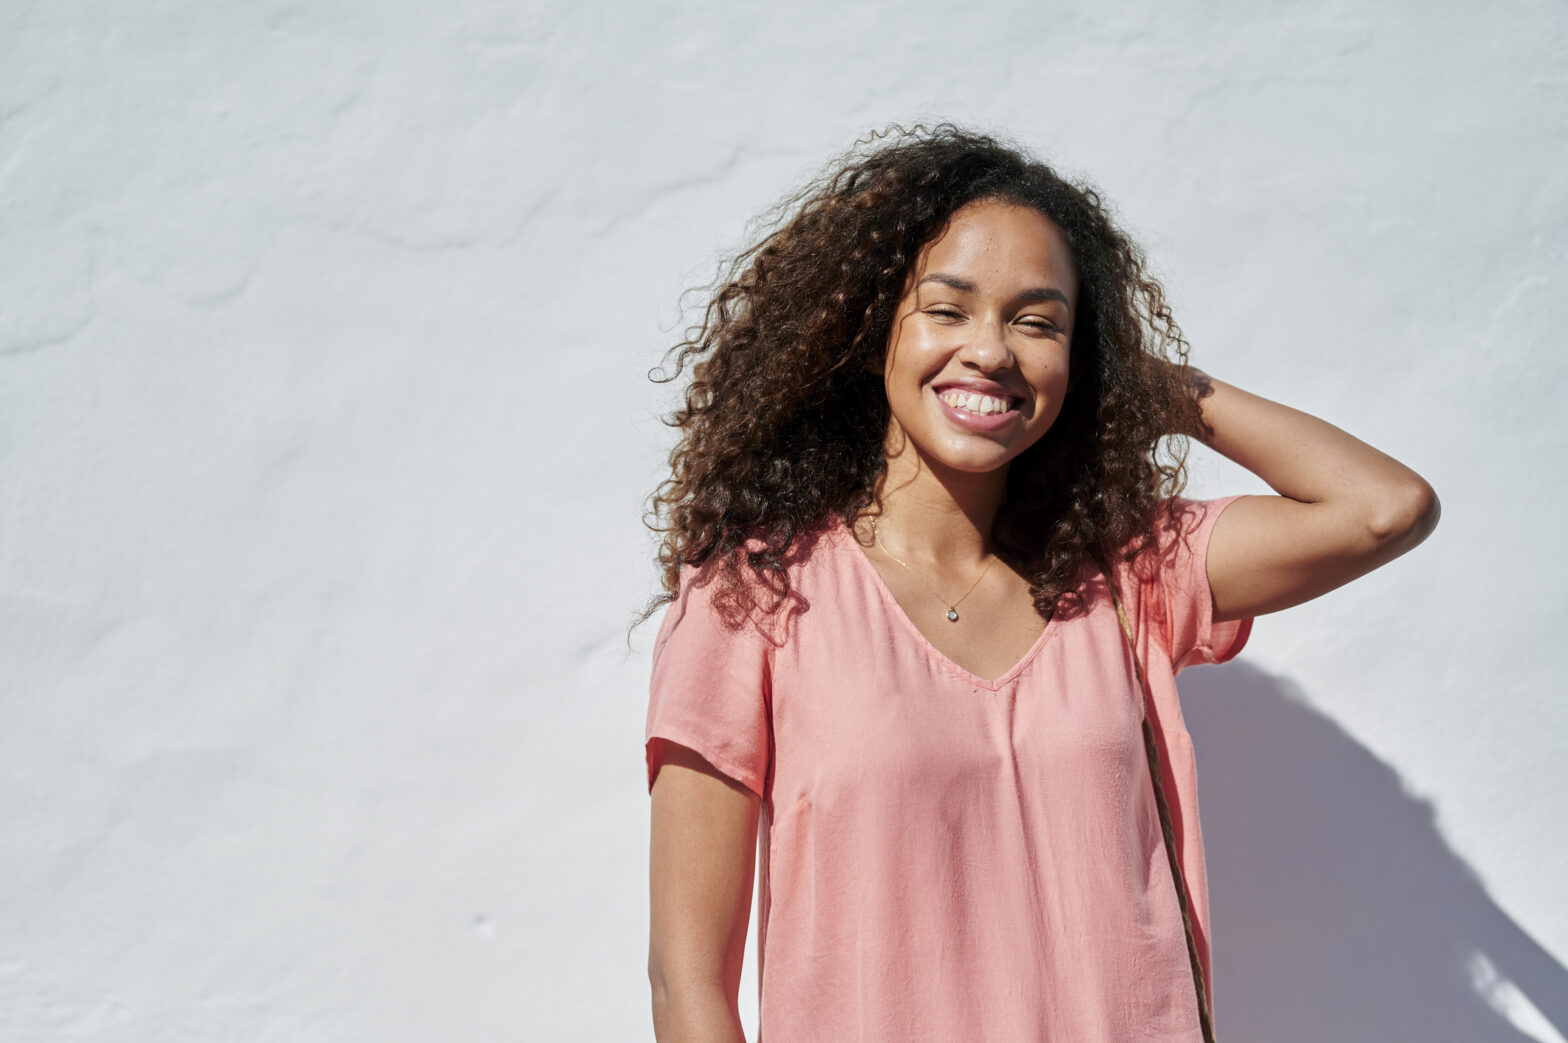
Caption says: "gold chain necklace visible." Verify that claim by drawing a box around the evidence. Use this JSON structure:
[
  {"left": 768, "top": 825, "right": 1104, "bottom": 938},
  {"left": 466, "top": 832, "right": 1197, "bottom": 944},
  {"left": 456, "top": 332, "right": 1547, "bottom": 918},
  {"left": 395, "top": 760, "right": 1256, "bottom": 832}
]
[{"left": 870, "top": 518, "right": 997, "bottom": 623}]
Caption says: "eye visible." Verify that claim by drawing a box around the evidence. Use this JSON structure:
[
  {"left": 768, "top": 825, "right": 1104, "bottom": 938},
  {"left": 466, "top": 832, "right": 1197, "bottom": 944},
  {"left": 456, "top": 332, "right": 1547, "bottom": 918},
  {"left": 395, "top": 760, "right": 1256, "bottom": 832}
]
[
  {"left": 1018, "top": 317, "right": 1061, "bottom": 334},
  {"left": 925, "top": 306, "right": 965, "bottom": 321}
]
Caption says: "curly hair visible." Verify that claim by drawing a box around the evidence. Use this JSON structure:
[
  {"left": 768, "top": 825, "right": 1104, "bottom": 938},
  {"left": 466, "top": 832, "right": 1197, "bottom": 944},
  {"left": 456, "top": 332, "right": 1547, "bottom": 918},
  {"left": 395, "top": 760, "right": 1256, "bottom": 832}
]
[{"left": 638, "top": 123, "right": 1207, "bottom": 630}]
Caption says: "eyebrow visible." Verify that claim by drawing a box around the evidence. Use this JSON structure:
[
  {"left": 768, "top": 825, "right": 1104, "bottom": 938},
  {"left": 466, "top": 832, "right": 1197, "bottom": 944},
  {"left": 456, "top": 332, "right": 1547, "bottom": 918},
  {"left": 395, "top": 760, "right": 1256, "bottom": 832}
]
[{"left": 917, "top": 273, "right": 1069, "bottom": 307}]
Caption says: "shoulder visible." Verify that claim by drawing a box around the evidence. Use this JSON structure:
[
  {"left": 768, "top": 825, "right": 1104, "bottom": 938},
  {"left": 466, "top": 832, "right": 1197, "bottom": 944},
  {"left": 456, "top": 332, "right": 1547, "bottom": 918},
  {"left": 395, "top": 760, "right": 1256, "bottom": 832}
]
[
  {"left": 1115, "top": 496, "right": 1253, "bottom": 669},
  {"left": 1124, "top": 496, "right": 1242, "bottom": 583}
]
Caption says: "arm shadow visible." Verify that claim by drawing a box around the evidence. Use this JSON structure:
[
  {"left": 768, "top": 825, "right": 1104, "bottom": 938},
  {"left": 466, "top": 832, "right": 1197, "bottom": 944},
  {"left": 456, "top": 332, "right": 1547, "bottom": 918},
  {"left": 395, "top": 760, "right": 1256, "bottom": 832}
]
[{"left": 1180, "top": 660, "right": 1567, "bottom": 1043}]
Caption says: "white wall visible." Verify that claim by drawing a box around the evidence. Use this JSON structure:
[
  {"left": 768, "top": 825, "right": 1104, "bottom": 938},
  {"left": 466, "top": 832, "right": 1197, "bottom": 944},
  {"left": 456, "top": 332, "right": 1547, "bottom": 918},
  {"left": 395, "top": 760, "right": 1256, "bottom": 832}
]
[{"left": 2, "top": 1, "right": 1564, "bottom": 1040}]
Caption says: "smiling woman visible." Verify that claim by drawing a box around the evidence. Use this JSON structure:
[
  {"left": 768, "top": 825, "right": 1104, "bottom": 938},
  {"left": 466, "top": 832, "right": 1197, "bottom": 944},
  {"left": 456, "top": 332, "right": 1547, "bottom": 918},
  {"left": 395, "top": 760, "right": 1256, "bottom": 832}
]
[
  {"left": 638, "top": 124, "right": 1437, "bottom": 1042},
  {"left": 885, "top": 201, "right": 1076, "bottom": 473}
]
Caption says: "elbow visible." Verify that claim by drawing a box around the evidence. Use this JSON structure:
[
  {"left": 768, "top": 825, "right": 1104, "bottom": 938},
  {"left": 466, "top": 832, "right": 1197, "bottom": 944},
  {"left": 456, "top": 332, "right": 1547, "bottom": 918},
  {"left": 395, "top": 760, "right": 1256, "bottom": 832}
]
[
  {"left": 1366, "top": 476, "right": 1440, "bottom": 553},
  {"left": 648, "top": 952, "right": 677, "bottom": 1038},
  {"left": 648, "top": 952, "right": 665, "bottom": 1001},
  {"left": 648, "top": 955, "right": 742, "bottom": 1041},
  {"left": 649, "top": 970, "right": 671, "bottom": 1038}
]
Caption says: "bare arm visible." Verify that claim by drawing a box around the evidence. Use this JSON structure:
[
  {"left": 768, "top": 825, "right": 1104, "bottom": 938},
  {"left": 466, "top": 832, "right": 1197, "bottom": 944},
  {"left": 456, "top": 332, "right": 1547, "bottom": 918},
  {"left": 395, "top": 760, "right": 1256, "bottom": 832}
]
[
  {"left": 1184, "top": 373, "right": 1441, "bottom": 621},
  {"left": 648, "top": 740, "right": 760, "bottom": 1043}
]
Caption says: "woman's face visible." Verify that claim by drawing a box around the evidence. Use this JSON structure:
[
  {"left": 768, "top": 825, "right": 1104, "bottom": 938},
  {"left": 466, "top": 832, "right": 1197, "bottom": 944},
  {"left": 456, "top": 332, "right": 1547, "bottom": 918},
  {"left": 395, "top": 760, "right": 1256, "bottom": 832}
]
[{"left": 881, "top": 198, "right": 1079, "bottom": 477}]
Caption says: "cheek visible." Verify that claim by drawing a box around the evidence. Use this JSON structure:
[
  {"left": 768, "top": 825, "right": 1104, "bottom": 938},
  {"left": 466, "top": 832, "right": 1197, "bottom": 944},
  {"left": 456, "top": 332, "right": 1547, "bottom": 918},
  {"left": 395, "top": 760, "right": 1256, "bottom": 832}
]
[
  {"left": 1037, "top": 355, "right": 1073, "bottom": 393},
  {"left": 883, "top": 325, "right": 945, "bottom": 389}
]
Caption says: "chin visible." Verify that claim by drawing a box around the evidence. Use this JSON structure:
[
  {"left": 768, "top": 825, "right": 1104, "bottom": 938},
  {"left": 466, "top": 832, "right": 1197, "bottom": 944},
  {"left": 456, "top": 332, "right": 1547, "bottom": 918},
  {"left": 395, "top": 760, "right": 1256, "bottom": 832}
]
[{"left": 926, "top": 447, "right": 1018, "bottom": 475}]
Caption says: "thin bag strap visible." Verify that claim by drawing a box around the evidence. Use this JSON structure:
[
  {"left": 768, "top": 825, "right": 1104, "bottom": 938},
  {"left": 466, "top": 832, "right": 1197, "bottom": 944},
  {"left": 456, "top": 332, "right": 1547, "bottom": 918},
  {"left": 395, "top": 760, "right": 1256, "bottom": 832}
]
[{"left": 1100, "top": 564, "right": 1218, "bottom": 1043}]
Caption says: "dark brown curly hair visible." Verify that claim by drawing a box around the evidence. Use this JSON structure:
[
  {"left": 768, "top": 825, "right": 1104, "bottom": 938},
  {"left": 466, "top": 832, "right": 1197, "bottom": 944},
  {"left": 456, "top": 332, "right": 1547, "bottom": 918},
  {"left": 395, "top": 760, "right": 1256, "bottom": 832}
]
[{"left": 638, "top": 123, "right": 1207, "bottom": 630}]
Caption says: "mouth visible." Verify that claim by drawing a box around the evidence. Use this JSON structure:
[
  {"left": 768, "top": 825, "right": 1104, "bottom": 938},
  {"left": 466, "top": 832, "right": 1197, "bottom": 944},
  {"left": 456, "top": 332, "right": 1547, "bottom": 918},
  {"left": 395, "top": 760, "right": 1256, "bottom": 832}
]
[
  {"left": 933, "top": 385, "right": 1021, "bottom": 417},
  {"left": 931, "top": 384, "right": 1022, "bottom": 432}
]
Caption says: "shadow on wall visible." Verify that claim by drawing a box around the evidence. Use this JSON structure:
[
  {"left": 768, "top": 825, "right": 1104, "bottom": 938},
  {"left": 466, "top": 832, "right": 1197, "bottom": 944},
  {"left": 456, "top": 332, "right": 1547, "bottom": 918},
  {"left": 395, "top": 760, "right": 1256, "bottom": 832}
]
[{"left": 1179, "top": 661, "right": 1568, "bottom": 1043}]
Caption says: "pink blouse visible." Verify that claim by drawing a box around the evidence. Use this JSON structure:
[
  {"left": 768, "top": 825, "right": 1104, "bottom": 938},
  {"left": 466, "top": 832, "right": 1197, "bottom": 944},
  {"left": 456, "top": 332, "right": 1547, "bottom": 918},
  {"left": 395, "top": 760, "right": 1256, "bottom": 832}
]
[{"left": 646, "top": 497, "right": 1251, "bottom": 1041}]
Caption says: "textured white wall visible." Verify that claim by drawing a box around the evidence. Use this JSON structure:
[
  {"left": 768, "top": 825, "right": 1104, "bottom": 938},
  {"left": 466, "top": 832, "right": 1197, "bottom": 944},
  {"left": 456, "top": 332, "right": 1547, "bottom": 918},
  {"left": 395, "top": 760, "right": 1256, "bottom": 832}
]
[{"left": 2, "top": 1, "right": 1564, "bottom": 1040}]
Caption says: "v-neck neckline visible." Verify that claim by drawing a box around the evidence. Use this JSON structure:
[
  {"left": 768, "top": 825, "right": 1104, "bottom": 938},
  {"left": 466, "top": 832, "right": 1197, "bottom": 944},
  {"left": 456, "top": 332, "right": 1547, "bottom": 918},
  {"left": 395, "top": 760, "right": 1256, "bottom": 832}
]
[{"left": 828, "top": 514, "right": 1061, "bottom": 691}]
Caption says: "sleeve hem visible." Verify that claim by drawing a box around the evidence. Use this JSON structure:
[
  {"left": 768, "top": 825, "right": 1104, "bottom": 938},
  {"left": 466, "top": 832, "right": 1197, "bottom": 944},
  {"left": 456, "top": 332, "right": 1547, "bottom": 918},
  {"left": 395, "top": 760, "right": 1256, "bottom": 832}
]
[
  {"left": 646, "top": 729, "right": 766, "bottom": 802},
  {"left": 1180, "top": 494, "right": 1255, "bottom": 671}
]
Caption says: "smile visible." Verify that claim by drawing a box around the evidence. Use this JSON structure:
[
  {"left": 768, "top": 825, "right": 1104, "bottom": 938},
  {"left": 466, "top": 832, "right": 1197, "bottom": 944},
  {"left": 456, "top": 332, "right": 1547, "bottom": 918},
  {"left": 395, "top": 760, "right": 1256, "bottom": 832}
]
[
  {"left": 932, "top": 385, "right": 1021, "bottom": 433},
  {"left": 938, "top": 388, "right": 1013, "bottom": 416}
]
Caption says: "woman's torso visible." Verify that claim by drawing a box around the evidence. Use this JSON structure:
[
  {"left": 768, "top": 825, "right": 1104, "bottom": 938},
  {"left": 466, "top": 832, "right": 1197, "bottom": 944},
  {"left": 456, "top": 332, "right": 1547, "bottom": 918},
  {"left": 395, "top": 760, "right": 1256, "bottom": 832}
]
[
  {"left": 645, "top": 497, "right": 1250, "bottom": 1041},
  {"left": 752, "top": 514, "right": 1203, "bottom": 1042}
]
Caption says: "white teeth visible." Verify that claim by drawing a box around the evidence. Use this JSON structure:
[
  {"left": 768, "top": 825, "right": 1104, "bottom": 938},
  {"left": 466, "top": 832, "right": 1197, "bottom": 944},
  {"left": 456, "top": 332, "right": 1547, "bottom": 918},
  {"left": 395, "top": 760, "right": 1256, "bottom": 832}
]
[{"left": 941, "top": 389, "right": 1010, "bottom": 415}]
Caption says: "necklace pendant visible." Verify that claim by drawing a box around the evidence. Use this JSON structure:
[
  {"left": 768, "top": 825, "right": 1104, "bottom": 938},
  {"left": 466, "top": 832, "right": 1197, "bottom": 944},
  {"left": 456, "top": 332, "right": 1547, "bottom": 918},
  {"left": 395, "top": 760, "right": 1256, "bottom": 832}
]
[{"left": 946, "top": 609, "right": 959, "bottom": 622}]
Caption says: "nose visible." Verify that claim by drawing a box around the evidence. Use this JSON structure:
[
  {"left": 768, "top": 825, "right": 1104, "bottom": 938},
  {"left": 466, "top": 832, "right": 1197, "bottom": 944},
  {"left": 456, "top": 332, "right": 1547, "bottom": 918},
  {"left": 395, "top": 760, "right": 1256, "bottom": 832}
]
[{"left": 959, "top": 316, "right": 1015, "bottom": 370}]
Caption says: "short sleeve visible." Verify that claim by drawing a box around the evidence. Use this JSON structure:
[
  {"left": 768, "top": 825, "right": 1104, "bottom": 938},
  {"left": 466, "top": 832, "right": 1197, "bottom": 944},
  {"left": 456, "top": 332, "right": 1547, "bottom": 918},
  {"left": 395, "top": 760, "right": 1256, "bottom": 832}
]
[
  {"left": 644, "top": 563, "right": 774, "bottom": 800},
  {"left": 1141, "top": 496, "right": 1253, "bottom": 673}
]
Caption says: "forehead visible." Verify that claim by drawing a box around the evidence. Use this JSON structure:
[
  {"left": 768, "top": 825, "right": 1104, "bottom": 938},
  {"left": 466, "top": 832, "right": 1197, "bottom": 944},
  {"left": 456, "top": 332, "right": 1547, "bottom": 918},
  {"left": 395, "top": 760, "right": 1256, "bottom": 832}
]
[{"left": 915, "top": 200, "right": 1078, "bottom": 300}]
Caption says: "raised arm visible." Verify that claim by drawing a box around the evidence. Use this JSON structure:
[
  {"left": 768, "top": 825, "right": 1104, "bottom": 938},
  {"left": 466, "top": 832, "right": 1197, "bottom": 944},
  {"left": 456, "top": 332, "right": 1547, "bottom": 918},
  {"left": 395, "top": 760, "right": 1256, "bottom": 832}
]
[
  {"left": 648, "top": 741, "right": 759, "bottom": 1043},
  {"left": 1185, "top": 372, "right": 1440, "bottom": 622}
]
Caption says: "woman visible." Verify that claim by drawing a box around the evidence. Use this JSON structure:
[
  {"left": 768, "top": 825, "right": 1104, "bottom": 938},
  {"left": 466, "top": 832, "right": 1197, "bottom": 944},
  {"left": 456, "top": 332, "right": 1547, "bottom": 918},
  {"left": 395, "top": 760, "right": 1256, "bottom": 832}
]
[{"left": 640, "top": 125, "right": 1438, "bottom": 1042}]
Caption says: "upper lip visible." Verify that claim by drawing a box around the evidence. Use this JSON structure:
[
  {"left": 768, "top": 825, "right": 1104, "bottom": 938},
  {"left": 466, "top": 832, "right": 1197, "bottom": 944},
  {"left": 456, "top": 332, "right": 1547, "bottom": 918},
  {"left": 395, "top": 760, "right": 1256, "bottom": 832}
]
[{"left": 932, "top": 380, "right": 1023, "bottom": 405}]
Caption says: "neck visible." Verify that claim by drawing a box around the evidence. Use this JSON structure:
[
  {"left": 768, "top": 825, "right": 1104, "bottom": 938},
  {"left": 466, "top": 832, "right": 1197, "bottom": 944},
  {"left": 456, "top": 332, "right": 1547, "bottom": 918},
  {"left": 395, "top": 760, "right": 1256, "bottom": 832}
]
[{"left": 858, "top": 437, "right": 1008, "bottom": 568}]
